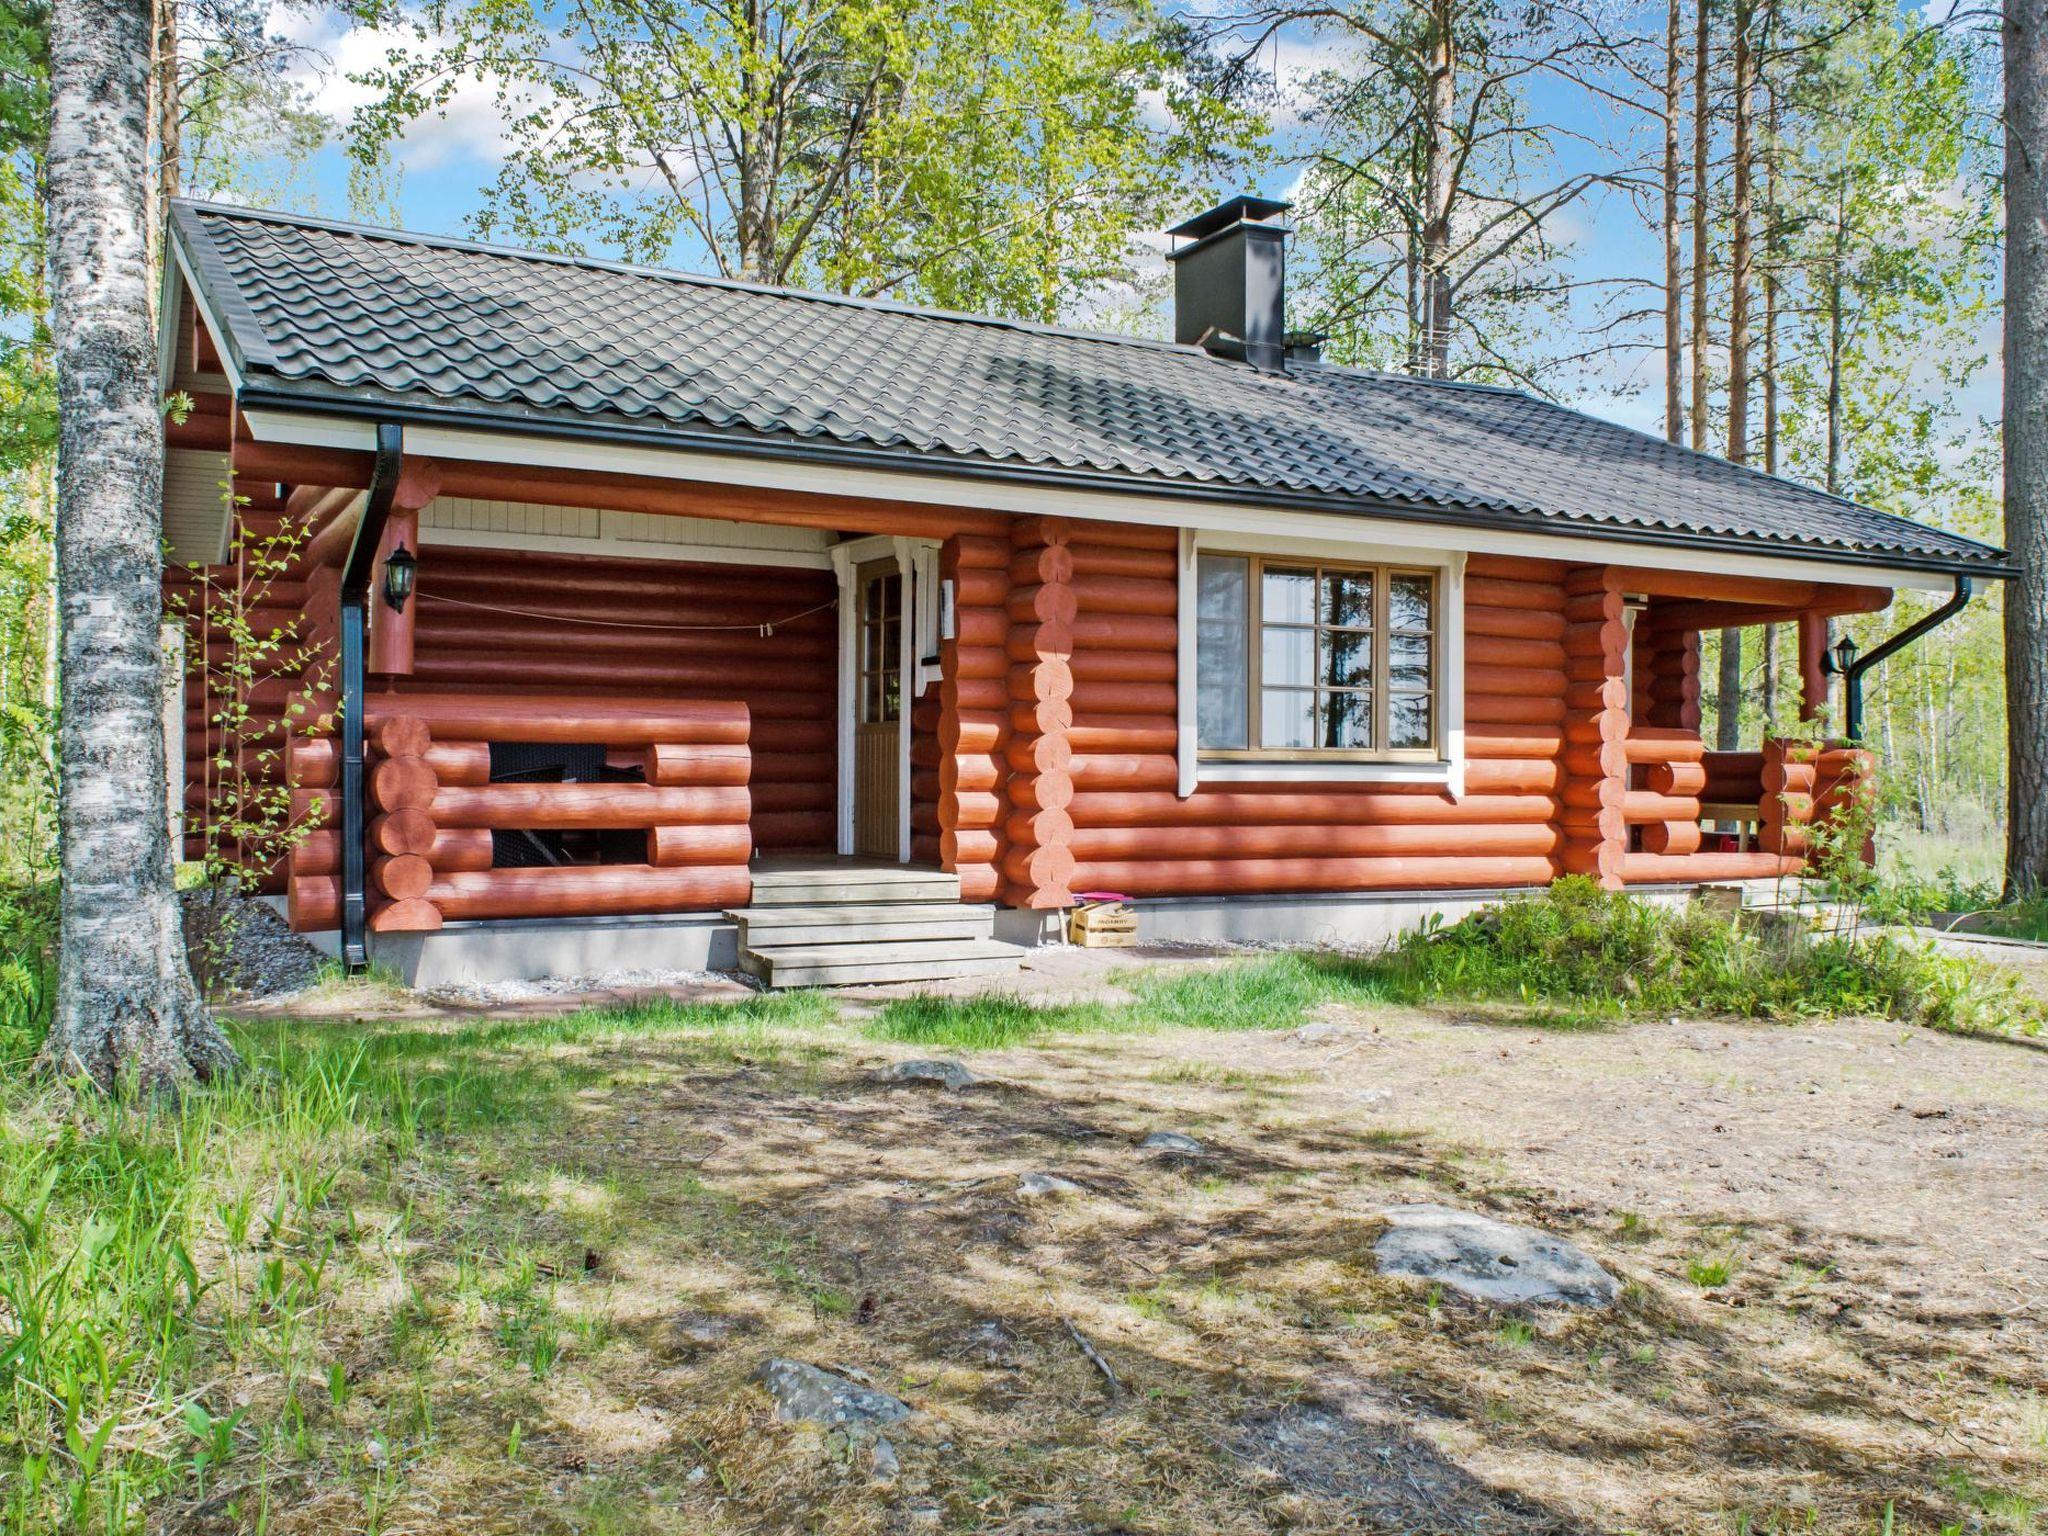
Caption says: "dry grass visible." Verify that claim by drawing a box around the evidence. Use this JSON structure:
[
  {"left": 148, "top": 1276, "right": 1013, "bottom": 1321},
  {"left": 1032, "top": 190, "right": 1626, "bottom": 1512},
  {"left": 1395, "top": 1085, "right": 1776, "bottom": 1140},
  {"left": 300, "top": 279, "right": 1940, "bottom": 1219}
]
[{"left": 124, "top": 983, "right": 2048, "bottom": 1536}]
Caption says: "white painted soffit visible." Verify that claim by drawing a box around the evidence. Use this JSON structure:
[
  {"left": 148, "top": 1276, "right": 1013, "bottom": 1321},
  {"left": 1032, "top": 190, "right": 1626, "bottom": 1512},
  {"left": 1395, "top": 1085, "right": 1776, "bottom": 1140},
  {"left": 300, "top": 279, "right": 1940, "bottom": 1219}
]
[{"left": 235, "top": 408, "right": 1961, "bottom": 594}]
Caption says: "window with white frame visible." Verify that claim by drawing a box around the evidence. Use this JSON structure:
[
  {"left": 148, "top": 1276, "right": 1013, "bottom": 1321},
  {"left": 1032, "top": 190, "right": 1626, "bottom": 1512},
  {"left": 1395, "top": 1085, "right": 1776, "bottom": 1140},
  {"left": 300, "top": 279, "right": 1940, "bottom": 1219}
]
[{"left": 1196, "top": 553, "right": 1441, "bottom": 758}]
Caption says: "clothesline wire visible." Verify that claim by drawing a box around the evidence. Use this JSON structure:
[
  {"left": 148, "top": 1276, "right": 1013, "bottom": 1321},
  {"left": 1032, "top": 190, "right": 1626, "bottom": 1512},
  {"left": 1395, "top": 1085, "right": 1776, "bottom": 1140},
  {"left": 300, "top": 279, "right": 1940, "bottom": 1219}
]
[{"left": 414, "top": 590, "right": 838, "bottom": 636}]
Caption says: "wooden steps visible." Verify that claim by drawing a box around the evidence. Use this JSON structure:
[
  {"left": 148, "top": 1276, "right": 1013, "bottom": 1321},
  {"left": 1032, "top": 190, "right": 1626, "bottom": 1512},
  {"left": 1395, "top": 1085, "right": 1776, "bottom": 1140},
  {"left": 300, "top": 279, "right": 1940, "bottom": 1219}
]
[{"left": 732, "top": 864, "right": 1025, "bottom": 987}]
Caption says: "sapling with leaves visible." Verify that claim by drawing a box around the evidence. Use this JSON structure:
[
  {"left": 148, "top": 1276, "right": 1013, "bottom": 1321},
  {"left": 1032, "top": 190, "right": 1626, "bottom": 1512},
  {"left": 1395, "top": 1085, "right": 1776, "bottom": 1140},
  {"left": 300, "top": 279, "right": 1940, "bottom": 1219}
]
[{"left": 170, "top": 478, "right": 333, "bottom": 993}]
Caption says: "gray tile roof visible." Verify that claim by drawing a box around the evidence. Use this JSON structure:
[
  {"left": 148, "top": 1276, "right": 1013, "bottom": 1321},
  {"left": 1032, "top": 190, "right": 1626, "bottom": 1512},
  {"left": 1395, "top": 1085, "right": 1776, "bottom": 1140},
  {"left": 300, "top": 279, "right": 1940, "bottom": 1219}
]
[{"left": 172, "top": 199, "right": 2007, "bottom": 574}]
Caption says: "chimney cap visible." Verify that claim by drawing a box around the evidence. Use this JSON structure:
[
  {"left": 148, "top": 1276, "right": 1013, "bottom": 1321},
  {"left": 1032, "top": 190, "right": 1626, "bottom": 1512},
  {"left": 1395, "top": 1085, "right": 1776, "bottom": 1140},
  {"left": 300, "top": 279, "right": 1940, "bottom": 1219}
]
[{"left": 1166, "top": 194, "right": 1293, "bottom": 249}]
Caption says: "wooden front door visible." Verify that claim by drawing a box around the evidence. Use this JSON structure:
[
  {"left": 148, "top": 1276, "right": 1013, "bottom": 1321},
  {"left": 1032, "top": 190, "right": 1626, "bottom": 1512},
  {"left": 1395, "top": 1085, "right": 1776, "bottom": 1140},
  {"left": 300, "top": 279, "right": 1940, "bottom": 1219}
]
[{"left": 853, "top": 559, "right": 903, "bottom": 858}]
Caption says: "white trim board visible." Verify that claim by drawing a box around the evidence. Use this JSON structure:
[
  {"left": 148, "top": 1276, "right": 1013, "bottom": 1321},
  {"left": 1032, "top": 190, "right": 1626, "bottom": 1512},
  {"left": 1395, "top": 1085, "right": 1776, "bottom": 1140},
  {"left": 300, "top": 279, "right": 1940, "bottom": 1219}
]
[
  {"left": 1176, "top": 532, "right": 1467, "bottom": 798},
  {"left": 236, "top": 408, "right": 1965, "bottom": 593}
]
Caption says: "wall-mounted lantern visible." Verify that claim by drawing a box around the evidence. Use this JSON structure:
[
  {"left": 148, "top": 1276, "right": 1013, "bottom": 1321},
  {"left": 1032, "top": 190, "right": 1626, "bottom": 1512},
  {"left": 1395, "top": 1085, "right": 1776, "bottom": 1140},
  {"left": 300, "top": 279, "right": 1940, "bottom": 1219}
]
[{"left": 382, "top": 543, "right": 417, "bottom": 611}]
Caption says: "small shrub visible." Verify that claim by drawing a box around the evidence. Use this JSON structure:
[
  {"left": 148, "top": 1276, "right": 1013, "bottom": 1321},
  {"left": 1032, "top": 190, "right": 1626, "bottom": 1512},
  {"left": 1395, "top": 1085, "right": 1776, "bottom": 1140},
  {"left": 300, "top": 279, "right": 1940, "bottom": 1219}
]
[{"left": 1362, "top": 878, "right": 2040, "bottom": 1037}]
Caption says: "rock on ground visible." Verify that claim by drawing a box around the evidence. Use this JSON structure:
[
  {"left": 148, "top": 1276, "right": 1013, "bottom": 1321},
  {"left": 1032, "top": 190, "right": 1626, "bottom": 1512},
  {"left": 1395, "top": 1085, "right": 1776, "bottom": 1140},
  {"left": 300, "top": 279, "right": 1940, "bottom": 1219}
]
[
  {"left": 877, "top": 1059, "right": 979, "bottom": 1092},
  {"left": 1139, "top": 1131, "right": 1207, "bottom": 1156},
  {"left": 180, "top": 886, "right": 327, "bottom": 1000},
  {"left": 1017, "top": 1172, "right": 1087, "bottom": 1199},
  {"left": 755, "top": 1359, "right": 912, "bottom": 1433},
  {"left": 1374, "top": 1204, "right": 1619, "bottom": 1307}
]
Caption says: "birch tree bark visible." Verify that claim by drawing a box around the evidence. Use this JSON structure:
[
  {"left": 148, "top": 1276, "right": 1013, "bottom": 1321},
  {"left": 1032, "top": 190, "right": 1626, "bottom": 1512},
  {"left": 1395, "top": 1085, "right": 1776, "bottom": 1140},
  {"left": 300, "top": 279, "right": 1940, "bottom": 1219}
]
[
  {"left": 38, "top": 0, "right": 236, "bottom": 1089},
  {"left": 1664, "top": 0, "right": 1684, "bottom": 441},
  {"left": 2008, "top": 0, "right": 2048, "bottom": 894},
  {"left": 1717, "top": 0, "right": 1753, "bottom": 753}
]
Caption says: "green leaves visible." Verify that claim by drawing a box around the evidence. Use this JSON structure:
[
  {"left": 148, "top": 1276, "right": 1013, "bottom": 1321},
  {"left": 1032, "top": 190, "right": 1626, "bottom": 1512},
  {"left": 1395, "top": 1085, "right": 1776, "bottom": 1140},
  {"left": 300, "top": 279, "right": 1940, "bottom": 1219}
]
[{"left": 347, "top": 0, "right": 1256, "bottom": 320}]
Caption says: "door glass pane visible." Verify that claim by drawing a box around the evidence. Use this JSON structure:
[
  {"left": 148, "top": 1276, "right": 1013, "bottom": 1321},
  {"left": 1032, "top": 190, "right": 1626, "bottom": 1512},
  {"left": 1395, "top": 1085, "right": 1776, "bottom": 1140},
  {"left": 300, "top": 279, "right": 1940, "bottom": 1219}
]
[
  {"left": 1261, "top": 687, "right": 1316, "bottom": 749},
  {"left": 1324, "top": 631, "right": 1372, "bottom": 689},
  {"left": 1389, "top": 572, "right": 1433, "bottom": 631},
  {"left": 1196, "top": 555, "right": 1248, "bottom": 749},
  {"left": 1262, "top": 565, "right": 1316, "bottom": 625},
  {"left": 1321, "top": 690, "right": 1373, "bottom": 749},
  {"left": 1261, "top": 626, "right": 1315, "bottom": 688},
  {"left": 1322, "top": 570, "right": 1374, "bottom": 628},
  {"left": 1388, "top": 631, "right": 1431, "bottom": 691},
  {"left": 1389, "top": 692, "right": 1431, "bottom": 749}
]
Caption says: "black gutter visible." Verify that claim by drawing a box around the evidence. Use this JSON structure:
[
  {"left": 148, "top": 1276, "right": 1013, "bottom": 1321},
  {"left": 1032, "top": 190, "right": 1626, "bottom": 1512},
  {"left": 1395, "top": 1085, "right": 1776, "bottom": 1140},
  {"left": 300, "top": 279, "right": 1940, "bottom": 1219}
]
[
  {"left": 336, "top": 422, "right": 405, "bottom": 970},
  {"left": 226, "top": 385, "right": 2019, "bottom": 583},
  {"left": 1843, "top": 574, "right": 1973, "bottom": 741}
]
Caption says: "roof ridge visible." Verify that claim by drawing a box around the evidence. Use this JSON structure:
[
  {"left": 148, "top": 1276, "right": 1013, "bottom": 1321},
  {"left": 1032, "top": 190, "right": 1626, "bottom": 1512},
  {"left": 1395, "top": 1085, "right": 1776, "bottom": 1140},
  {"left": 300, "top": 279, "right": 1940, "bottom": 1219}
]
[{"left": 173, "top": 196, "right": 1209, "bottom": 362}]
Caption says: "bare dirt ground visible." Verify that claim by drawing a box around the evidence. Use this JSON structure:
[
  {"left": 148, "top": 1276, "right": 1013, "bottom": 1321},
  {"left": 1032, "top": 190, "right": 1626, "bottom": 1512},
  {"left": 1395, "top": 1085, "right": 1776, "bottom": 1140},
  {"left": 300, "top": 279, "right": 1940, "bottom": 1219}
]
[{"left": 226, "top": 960, "right": 2048, "bottom": 1536}]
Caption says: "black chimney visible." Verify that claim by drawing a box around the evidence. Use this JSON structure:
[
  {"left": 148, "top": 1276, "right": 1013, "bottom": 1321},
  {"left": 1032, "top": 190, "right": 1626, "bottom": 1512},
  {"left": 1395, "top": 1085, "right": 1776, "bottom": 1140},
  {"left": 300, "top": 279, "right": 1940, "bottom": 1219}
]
[{"left": 1166, "top": 195, "right": 1293, "bottom": 372}]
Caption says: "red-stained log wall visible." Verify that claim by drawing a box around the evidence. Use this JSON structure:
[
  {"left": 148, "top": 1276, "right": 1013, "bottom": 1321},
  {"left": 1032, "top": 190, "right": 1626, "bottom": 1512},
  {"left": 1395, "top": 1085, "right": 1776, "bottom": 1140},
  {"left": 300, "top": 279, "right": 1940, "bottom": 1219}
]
[{"left": 389, "top": 546, "right": 835, "bottom": 854}]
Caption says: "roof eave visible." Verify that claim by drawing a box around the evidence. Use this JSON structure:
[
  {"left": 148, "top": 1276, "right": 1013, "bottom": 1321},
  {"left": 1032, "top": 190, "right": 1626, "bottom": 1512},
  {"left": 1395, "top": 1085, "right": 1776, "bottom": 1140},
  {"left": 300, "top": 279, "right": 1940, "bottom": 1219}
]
[{"left": 228, "top": 380, "right": 2018, "bottom": 581}]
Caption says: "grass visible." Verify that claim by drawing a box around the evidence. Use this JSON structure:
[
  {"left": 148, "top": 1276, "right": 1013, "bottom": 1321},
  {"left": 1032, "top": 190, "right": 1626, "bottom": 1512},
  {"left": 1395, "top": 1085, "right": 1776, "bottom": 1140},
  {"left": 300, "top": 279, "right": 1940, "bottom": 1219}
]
[
  {"left": 866, "top": 879, "right": 2044, "bottom": 1050},
  {"left": 0, "top": 874, "right": 2042, "bottom": 1531}
]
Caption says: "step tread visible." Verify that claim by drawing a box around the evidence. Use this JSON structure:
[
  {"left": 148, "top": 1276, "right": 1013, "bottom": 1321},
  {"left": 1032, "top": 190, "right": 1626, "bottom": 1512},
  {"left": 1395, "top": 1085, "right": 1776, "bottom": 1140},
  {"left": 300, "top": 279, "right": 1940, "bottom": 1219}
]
[
  {"left": 746, "top": 883, "right": 962, "bottom": 907},
  {"left": 743, "top": 950, "right": 1026, "bottom": 987},
  {"left": 728, "top": 904, "right": 996, "bottom": 926},
  {"left": 744, "top": 937, "right": 1022, "bottom": 966}
]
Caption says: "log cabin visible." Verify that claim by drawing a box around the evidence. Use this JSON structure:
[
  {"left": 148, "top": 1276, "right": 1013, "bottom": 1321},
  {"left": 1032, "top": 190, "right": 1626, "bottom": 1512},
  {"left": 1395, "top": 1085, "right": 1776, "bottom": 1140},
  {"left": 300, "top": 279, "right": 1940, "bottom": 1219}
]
[{"left": 156, "top": 194, "right": 2013, "bottom": 986}]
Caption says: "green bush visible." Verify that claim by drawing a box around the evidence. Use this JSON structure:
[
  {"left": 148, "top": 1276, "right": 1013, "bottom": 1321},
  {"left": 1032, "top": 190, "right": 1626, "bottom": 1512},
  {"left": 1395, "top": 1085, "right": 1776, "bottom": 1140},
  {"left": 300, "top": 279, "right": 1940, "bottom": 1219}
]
[
  {"left": 0, "top": 882, "right": 54, "bottom": 1068},
  {"left": 1366, "top": 877, "right": 2040, "bottom": 1036}
]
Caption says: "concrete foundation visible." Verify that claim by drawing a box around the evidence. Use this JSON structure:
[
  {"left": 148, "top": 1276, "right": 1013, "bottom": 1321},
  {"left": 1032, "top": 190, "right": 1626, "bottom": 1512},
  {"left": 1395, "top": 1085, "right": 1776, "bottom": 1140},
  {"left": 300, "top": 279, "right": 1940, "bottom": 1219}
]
[
  {"left": 367, "top": 912, "right": 737, "bottom": 988},
  {"left": 279, "top": 880, "right": 1769, "bottom": 987}
]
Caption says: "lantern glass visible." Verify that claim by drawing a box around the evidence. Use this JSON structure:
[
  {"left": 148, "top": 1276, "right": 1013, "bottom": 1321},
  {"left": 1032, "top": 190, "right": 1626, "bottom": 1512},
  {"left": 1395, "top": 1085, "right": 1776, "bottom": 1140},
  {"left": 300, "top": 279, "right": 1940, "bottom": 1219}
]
[
  {"left": 1831, "top": 634, "right": 1858, "bottom": 676},
  {"left": 383, "top": 543, "right": 417, "bottom": 610}
]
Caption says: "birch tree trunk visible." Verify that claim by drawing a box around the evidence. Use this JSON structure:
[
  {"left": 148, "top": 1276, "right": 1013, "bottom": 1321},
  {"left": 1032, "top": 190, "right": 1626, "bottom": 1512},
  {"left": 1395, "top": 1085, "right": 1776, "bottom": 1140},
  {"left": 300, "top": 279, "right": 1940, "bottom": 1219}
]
[
  {"left": 2008, "top": 0, "right": 2048, "bottom": 894},
  {"left": 1420, "top": 0, "right": 1456, "bottom": 378},
  {"left": 38, "top": 0, "right": 236, "bottom": 1089}
]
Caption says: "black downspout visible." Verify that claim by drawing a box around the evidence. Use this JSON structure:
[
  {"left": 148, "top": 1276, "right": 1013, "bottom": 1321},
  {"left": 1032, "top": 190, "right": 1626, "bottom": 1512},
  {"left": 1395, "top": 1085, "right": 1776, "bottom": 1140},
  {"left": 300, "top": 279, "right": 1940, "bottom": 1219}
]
[
  {"left": 1842, "top": 574, "right": 1972, "bottom": 742},
  {"left": 338, "top": 422, "right": 405, "bottom": 970}
]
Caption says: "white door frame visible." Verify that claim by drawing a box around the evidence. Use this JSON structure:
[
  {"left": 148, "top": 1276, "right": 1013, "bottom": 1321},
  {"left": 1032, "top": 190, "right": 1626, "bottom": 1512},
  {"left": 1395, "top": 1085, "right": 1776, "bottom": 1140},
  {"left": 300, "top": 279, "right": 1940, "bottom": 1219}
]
[{"left": 832, "top": 536, "right": 936, "bottom": 861}]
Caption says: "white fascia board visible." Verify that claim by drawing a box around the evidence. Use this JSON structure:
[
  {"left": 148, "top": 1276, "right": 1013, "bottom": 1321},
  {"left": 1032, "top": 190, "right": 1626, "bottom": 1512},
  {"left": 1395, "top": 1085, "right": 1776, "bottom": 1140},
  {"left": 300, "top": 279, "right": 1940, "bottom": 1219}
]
[
  {"left": 234, "top": 409, "right": 1958, "bottom": 594},
  {"left": 165, "top": 242, "right": 247, "bottom": 396}
]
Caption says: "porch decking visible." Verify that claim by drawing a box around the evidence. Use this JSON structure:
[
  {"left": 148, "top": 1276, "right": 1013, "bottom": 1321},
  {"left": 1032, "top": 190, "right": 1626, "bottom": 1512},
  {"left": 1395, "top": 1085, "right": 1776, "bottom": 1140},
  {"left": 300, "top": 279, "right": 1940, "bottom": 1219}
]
[{"left": 732, "top": 858, "right": 1025, "bottom": 987}]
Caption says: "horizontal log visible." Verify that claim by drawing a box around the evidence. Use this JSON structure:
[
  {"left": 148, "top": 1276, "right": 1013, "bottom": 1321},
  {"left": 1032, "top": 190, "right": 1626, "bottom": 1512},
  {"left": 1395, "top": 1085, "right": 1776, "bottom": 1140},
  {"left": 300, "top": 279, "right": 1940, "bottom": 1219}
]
[
  {"left": 432, "top": 782, "right": 752, "bottom": 829},
  {"left": 427, "top": 864, "right": 753, "bottom": 918},
  {"left": 292, "top": 825, "right": 494, "bottom": 875},
  {"left": 1069, "top": 753, "right": 1179, "bottom": 791},
  {"left": 1467, "top": 576, "right": 1565, "bottom": 612},
  {"left": 366, "top": 693, "right": 749, "bottom": 746},
  {"left": 1066, "top": 717, "right": 1176, "bottom": 754},
  {"left": 1466, "top": 693, "right": 1567, "bottom": 726},
  {"left": 1464, "top": 633, "right": 1567, "bottom": 669},
  {"left": 1640, "top": 820, "right": 1703, "bottom": 857},
  {"left": 1644, "top": 760, "right": 1708, "bottom": 796},
  {"left": 648, "top": 825, "right": 756, "bottom": 866},
  {"left": 1465, "top": 605, "right": 1568, "bottom": 643},
  {"left": 1067, "top": 790, "right": 1555, "bottom": 829},
  {"left": 1071, "top": 574, "right": 1176, "bottom": 617},
  {"left": 943, "top": 828, "right": 1001, "bottom": 866},
  {"left": 1069, "top": 543, "right": 1176, "bottom": 580},
  {"left": 1464, "top": 552, "right": 1570, "bottom": 581},
  {"left": 751, "top": 810, "right": 835, "bottom": 847},
  {"left": 647, "top": 742, "right": 753, "bottom": 787},
  {"left": 1074, "top": 613, "right": 1177, "bottom": 652},
  {"left": 1623, "top": 730, "right": 1707, "bottom": 765},
  {"left": 1620, "top": 852, "right": 1802, "bottom": 883},
  {"left": 288, "top": 736, "right": 491, "bottom": 789},
  {"left": 1069, "top": 822, "right": 1558, "bottom": 861},
  {"left": 957, "top": 865, "right": 1000, "bottom": 902},
  {"left": 1067, "top": 649, "right": 1177, "bottom": 684},
  {"left": 748, "top": 781, "right": 831, "bottom": 813},
  {"left": 1064, "top": 855, "right": 1558, "bottom": 897}
]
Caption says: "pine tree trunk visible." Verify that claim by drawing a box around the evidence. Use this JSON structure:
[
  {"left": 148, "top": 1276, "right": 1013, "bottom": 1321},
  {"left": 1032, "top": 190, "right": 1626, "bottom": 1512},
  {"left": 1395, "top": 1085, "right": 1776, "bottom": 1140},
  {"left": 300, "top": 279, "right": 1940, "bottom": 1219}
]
[
  {"left": 2007, "top": 0, "right": 2048, "bottom": 894},
  {"left": 1717, "top": 0, "right": 1753, "bottom": 755},
  {"left": 38, "top": 0, "right": 236, "bottom": 1090},
  {"left": 1664, "top": 0, "right": 1684, "bottom": 441},
  {"left": 1689, "top": 0, "right": 1711, "bottom": 453}
]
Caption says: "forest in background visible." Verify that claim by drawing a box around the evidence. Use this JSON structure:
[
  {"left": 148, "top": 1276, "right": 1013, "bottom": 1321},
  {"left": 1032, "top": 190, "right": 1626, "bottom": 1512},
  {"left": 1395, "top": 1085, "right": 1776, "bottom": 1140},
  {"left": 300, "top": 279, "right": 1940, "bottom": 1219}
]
[{"left": 0, "top": 0, "right": 2015, "bottom": 887}]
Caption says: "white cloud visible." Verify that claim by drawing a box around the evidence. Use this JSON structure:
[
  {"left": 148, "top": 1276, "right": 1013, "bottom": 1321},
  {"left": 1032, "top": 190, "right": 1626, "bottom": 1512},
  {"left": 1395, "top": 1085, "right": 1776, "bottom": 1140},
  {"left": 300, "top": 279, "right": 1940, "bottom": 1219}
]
[{"left": 268, "top": 3, "right": 525, "bottom": 171}]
